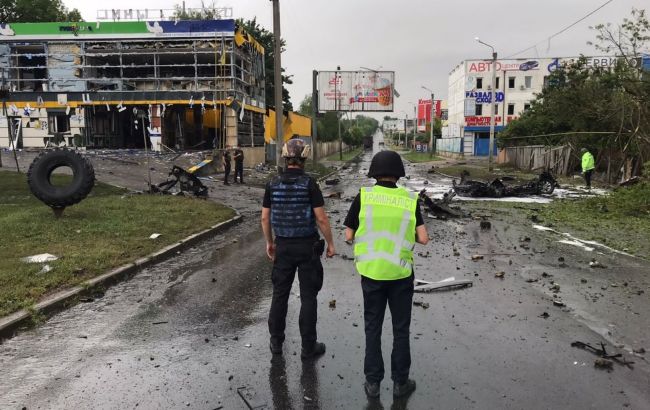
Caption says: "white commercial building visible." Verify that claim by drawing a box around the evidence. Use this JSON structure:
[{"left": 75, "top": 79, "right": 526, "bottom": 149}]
[{"left": 442, "top": 56, "right": 626, "bottom": 156}]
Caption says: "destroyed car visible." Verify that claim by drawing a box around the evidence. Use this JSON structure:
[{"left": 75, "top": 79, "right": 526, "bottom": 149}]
[{"left": 452, "top": 170, "right": 559, "bottom": 198}]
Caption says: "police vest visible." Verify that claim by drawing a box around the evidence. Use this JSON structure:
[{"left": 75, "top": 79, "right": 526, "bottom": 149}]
[
  {"left": 270, "top": 173, "right": 317, "bottom": 238},
  {"left": 354, "top": 185, "right": 417, "bottom": 280}
]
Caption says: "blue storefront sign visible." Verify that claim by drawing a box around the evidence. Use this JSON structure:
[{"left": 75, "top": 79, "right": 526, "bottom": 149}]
[{"left": 465, "top": 90, "right": 505, "bottom": 103}]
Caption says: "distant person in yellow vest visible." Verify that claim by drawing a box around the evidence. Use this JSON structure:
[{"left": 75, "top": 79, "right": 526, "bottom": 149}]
[
  {"left": 344, "top": 150, "right": 429, "bottom": 400},
  {"left": 580, "top": 148, "right": 595, "bottom": 189}
]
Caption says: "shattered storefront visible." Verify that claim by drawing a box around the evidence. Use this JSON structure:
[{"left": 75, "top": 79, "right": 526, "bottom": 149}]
[{"left": 0, "top": 20, "right": 266, "bottom": 150}]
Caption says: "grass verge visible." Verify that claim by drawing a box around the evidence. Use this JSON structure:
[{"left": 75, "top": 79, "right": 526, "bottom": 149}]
[
  {"left": 401, "top": 151, "right": 443, "bottom": 163},
  {"left": 0, "top": 170, "right": 235, "bottom": 317},
  {"left": 537, "top": 182, "right": 650, "bottom": 258},
  {"left": 323, "top": 147, "right": 363, "bottom": 162}
]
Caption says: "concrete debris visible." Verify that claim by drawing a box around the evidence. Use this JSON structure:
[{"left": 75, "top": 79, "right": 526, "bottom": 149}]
[
  {"left": 325, "top": 191, "right": 342, "bottom": 199},
  {"left": 22, "top": 253, "right": 58, "bottom": 263},
  {"left": 329, "top": 300, "right": 336, "bottom": 309},
  {"left": 471, "top": 255, "right": 484, "bottom": 261},
  {"left": 149, "top": 233, "right": 162, "bottom": 239},
  {"left": 539, "top": 312, "right": 550, "bottom": 319},
  {"left": 325, "top": 179, "right": 340, "bottom": 185},
  {"left": 39, "top": 264, "right": 53, "bottom": 274},
  {"left": 633, "top": 347, "right": 646, "bottom": 355},
  {"left": 589, "top": 260, "right": 607, "bottom": 269},
  {"left": 480, "top": 220, "right": 491, "bottom": 230},
  {"left": 552, "top": 299, "right": 566, "bottom": 307},
  {"left": 495, "top": 271, "right": 505, "bottom": 278},
  {"left": 550, "top": 283, "right": 561, "bottom": 293}
]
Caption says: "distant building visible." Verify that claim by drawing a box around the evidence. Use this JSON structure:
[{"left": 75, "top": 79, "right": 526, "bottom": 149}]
[
  {"left": 442, "top": 56, "right": 634, "bottom": 157},
  {"left": 0, "top": 19, "right": 266, "bottom": 151},
  {"left": 416, "top": 98, "right": 447, "bottom": 132}
]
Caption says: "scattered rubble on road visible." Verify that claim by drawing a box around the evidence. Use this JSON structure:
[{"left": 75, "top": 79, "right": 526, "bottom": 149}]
[
  {"left": 148, "top": 165, "right": 208, "bottom": 197},
  {"left": 414, "top": 277, "right": 473, "bottom": 293},
  {"left": 413, "top": 300, "right": 430, "bottom": 309},
  {"left": 571, "top": 341, "right": 634, "bottom": 369},
  {"left": 418, "top": 189, "right": 466, "bottom": 219}
]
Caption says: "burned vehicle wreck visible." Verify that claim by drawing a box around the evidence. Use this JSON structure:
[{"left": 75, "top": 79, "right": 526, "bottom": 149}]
[{"left": 452, "top": 170, "right": 559, "bottom": 198}]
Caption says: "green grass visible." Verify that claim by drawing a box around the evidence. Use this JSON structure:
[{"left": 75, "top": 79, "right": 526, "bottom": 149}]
[
  {"left": 322, "top": 147, "right": 363, "bottom": 162},
  {"left": 401, "top": 151, "right": 443, "bottom": 163},
  {"left": 0, "top": 170, "right": 235, "bottom": 317},
  {"left": 537, "top": 182, "right": 650, "bottom": 258}
]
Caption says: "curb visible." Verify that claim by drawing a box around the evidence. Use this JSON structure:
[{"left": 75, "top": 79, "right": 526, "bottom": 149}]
[{"left": 0, "top": 212, "right": 243, "bottom": 341}]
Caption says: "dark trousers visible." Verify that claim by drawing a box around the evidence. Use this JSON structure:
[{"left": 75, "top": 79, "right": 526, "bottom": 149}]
[
  {"left": 584, "top": 169, "right": 593, "bottom": 188},
  {"left": 268, "top": 238, "right": 324, "bottom": 348},
  {"left": 224, "top": 163, "right": 231, "bottom": 183},
  {"left": 361, "top": 274, "right": 414, "bottom": 384},
  {"left": 234, "top": 162, "right": 244, "bottom": 183}
]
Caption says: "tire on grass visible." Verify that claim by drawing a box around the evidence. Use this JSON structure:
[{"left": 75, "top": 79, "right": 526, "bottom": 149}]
[{"left": 27, "top": 148, "right": 95, "bottom": 209}]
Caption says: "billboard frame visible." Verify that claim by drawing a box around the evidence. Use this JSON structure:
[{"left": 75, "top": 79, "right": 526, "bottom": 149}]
[{"left": 316, "top": 70, "right": 395, "bottom": 113}]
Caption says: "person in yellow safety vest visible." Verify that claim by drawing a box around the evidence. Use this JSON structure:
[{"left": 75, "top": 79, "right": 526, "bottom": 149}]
[
  {"left": 344, "top": 150, "right": 429, "bottom": 400},
  {"left": 580, "top": 148, "right": 595, "bottom": 189}
]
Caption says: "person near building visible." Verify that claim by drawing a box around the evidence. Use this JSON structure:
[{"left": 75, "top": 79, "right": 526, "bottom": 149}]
[
  {"left": 344, "top": 150, "right": 429, "bottom": 399},
  {"left": 233, "top": 146, "right": 245, "bottom": 183},
  {"left": 261, "top": 139, "right": 336, "bottom": 360},
  {"left": 581, "top": 148, "right": 595, "bottom": 189},
  {"left": 222, "top": 147, "right": 231, "bottom": 186}
]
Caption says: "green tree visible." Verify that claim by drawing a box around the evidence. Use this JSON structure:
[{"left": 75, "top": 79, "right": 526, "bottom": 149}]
[
  {"left": 500, "top": 9, "right": 649, "bottom": 179},
  {"left": 0, "top": 0, "right": 82, "bottom": 23}
]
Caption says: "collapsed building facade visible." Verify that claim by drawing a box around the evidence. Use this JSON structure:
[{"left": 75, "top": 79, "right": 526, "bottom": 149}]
[{"left": 0, "top": 19, "right": 266, "bottom": 151}]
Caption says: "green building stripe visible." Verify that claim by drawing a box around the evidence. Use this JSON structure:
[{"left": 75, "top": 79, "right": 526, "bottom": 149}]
[{"left": 8, "top": 22, "right": 149, "bottom": 36}]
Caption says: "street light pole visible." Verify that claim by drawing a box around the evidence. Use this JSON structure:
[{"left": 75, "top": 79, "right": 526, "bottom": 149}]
[
  {"left": 272, "top": 0, "right": 283, "bottom": 170},
  {"left": 475, "top": 37, "right": 497, "bottom": 171},
  {"left": 422, "top": 86, "right": 435, "bottom": 158}
]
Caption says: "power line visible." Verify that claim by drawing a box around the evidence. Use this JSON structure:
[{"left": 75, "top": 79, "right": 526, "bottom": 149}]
[{"left": 504, "top": 0, "right": 615, "bottom": 59}]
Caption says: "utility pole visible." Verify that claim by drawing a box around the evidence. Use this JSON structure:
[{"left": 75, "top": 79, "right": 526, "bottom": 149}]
[
  {"left": 429, "top": 96, "right": 435, "bottom": 157},
  {"left": 336, "top": 66, "right": 342, "bottom": 160},
  {"left": 311, "top": 70, "right": 318, "bottom": 162},
  {"left": 489, "top": 51, "right": 497, "bottom": 171},
  {"left": 272, "top": 0, "right": 284, "bottom": 170},
  {"left": 413, "top": 105, "right": 416, "bottom": 152}
]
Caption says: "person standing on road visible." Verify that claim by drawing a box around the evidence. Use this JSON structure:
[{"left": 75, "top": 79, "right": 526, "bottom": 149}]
[
  {"left": 261, "top": 139, "right": 336, "bottom": 360},
  {"left": 581, "top": 148, "right": 595, "bottom": 189},
  {"left": 222, "top": 147, "right": 231, "bottom": 186},
  {"left": 233, "top": 146, "right": 245, "bottom": 184},
  {"left": 344, "top": 150, "right": 429, "bottom": 399}
]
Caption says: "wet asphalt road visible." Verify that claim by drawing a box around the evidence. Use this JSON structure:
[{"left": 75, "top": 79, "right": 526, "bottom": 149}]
[{"left": 1, "top": 132, "right": 650, "bottom": 409}]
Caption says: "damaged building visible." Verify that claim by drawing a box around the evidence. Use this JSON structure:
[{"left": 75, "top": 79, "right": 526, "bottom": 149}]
[{"left": 0, "top": 19, "right": 266, "bottom": 151}]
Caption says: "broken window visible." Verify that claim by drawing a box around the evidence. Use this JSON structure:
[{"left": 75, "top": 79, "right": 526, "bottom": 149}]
[
  {"left": 48, "top": 113, "right": 70, "bottom": 134},
  {"left": 8, "top": 44, "right": 48, "bottom": 91}
]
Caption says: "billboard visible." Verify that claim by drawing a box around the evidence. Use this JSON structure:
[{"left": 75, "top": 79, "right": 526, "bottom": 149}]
[{"left": 317, "top": 71, "right": 395, "bottom": 112}]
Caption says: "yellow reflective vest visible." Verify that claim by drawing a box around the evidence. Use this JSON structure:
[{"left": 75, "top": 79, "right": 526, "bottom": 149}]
[
  {"left": 353, "top": 185, "right": 417, "bottom": 280},
  {"left": 582, "top": 152, "right": 595, "bottom": 172}
]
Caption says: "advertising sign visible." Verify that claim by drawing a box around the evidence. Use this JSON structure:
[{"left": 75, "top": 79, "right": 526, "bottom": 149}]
[{"left": 317, "top": 71, "right": 395, "bottom": 112}]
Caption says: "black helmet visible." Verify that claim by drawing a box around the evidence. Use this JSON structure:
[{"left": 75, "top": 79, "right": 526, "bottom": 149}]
[{"left": 368, "top": 151, "right": 405, "bottom": 179}]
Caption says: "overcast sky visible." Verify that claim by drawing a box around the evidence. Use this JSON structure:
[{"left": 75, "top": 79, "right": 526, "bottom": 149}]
[{"left": 64, "top": 0, "right": 647, "bottom": 118}]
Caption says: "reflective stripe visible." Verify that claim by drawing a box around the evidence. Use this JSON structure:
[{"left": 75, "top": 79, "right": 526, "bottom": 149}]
[{"left": 355, "top": 252, "right": 412, "bottom": 272}]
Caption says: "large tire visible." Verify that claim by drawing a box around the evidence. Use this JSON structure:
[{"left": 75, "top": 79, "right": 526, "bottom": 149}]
[{"left": 27, "top": 148, "right": 95, "bottom": 208}]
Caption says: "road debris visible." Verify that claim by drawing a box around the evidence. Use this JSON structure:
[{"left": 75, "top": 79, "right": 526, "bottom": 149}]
[
  {"left": 149, "top": 233, "right": 162, "bottom": 239},
  {"left": 418, "top": 189, "right": 465, "bottom": 218},
  {"left": 471, "top": 255, "right": 484, "bottom": 261},
  {"left": 552, "top": 299, "right": 566, "bottom": 307},
  {"left": 495, "top": 271, "right": 505, "bottom": 278},
  {"left": 594, "top": 358, "right": 614, "bottom": 370},
  {"left": 22, "top": 253, "right": 58, "bottom": 263},
  {"left": 413, "top": 300, "right": 430, "bottom": 309},
  {"left": 329, "top": 300, "right": 336, "bottom": 309},
  {"left": 325, "top": 191, "right": 342, "bottom": 199},
  {"left": 325, "top": 179, "right": 340, "bottom": 185},
  {"left": 480, "top": 220, "right": 491, "bottom": 230},
  {"left": 589, "top": 260, "right": 607, "bottom": 269},
  {"left": 148, "top": 165, "right": 208, "bottom": 197},
  {"left": 414, "top": 277, "right": 473, "bottom": 293},
  {"left": 539, "top": 312, "right": 550, "bottom": 319},
  {"left": 237, "top": 386, "right": 266, "bottom": 409},
  {"left": 571, "top": 341, "right": 634, "bottom": 369},
  {"left": 452, "top": 169, "right": 559, "bottom": 198}
]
